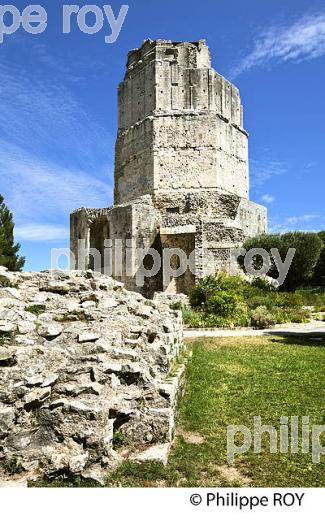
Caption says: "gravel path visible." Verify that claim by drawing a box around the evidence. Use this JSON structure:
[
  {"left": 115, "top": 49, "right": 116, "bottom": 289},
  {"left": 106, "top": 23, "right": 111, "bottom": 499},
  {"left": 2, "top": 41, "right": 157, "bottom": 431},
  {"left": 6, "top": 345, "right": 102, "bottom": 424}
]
[{"left": 184, "top": 320, "right": 325, "bottom": 339}]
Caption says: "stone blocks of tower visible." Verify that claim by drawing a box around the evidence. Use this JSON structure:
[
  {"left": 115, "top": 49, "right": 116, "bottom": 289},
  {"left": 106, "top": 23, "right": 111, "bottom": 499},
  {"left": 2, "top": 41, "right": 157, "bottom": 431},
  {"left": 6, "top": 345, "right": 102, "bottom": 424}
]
[
  {"left": 152, "top": 115, "right": 248, "bottom": 195},
  {"left": 115, "top": 39, "right": 248, "bottom": 205}
]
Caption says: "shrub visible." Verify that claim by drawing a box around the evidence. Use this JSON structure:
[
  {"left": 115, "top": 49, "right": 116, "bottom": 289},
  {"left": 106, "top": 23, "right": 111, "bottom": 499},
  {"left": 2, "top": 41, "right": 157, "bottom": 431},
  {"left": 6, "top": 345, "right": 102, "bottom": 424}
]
[
  {"left": 250, "top": 276, "right": 275, "bottom": 291},
  {"left": 246, "top": 291, "right": 302, "bottom": 311},
  {"left": 180, "top": 306, "right": 249, "bottom": 329},
  {"left": 297, "top": 289, "right": 325, "bottom": 310},
  {"left": 181, "top": 307, "right": 207, "bottom": 328},
  {"left": 251, "top": 306, "right": 277, "bottom": 329},
  {"left": 170, "top": 301, "right": 183, "bottom": 311},
  {"left": 247, "top": 295, "right": 269, "bottom": 310},
  {"left": 189, "top": 273, "right": 247, "bottom": 309},
  {"left": 212, "top": 272, "right": 249, "bottom": 292},
  {"left": 187, "top": 273, "right": 310, "bottom": 329},
  {"left": 190, "top": 275, "right": 218, "bottom": 309},
  {"left": 287, "top": 309, "right": 310, "bottom": 323},
  {"left": 232, "top": 302, "right": 251, "bottom": 327},
  {"left": 113, "top": 430, "right": 127, "bottom": 448},
  {"left": 25, "top": 304, "right": 46, "bottom": 316},
  {"left": 204, "top": 290, "right": 239, "bottom": 317},
  {"left": 191, "top": 313, "right": 239, "bottom": 329},
  {"left": 270, "top": 308, "right": 308, "bottom": 324},
  {"left": 271, "top": 292, "right": 303, "bottom": 309}
]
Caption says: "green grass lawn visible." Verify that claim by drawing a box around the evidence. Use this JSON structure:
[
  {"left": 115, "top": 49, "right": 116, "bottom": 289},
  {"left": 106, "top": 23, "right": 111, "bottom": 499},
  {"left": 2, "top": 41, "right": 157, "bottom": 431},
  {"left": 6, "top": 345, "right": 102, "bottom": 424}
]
[{"left": 107, "top": 336, "right": 325, "bottom": 487}]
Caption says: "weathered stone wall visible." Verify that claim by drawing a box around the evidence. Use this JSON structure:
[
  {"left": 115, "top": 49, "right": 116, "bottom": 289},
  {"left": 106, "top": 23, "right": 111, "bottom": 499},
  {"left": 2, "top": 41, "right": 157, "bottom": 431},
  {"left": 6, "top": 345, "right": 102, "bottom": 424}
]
[
  {"left": 114, "top": 119, "right": 155, "bottom": 204},
  {"left": 70, "top": 208, "right": 111, "bottom": 272},
  {"left": 152, "top": 115, "right": 248, "bottom": 197},
  {"left": 109, "top": 197, "right": 162, "bottom": 297},
  {"left": 71, "top": 189, "right": 266, "bottom": 297},
  {"left": 0, "top": 267, "right": 184, "bottom": 484}
]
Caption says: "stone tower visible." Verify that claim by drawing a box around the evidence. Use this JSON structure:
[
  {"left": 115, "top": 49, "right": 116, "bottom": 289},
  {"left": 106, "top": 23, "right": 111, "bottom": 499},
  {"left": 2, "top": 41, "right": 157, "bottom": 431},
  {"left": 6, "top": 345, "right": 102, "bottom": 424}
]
[
  {"left": 71, "top": 39, "right": 267, "bottom": 296},
  {"left": 115, "top": 39, "right": 248, "bottom": 204}
]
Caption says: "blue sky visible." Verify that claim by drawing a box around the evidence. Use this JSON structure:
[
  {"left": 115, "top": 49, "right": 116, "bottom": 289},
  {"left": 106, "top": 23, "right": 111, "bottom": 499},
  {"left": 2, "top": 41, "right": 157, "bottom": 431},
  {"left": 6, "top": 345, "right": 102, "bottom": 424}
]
[{"left": 0, "top": 0, "right": 325, "bottom": 271}]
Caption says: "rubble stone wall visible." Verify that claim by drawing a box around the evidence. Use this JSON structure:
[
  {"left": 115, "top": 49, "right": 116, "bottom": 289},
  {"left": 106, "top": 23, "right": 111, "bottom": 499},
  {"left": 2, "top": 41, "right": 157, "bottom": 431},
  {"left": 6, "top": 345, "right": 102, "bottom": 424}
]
[{"left": 0, "top": 267, "right": 184, "bottom": 484}]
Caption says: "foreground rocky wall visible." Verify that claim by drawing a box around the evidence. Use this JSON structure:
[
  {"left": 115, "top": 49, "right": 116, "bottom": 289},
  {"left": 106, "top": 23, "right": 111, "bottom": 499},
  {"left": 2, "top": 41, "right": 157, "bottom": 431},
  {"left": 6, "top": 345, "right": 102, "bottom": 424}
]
[{"left": 0, "top": 267, "right": 184, "bottom": 484}]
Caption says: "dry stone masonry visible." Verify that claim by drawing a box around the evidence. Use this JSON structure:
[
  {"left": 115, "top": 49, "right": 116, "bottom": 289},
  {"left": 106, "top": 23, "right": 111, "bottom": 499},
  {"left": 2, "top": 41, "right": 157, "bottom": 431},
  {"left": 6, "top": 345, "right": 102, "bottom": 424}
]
[
  {"left": 71, "top": 39, "right": 267, "bottom": 297},
  {"left": 0, "top": 267, "right": 184, "bottom": 484}
]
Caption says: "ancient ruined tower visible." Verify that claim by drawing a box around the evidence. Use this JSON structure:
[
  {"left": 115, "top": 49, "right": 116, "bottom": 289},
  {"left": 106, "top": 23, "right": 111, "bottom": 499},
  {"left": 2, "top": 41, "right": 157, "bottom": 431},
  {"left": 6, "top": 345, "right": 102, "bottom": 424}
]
[{"left": 71, "top": 39, "right": 267, "bottom": 296}]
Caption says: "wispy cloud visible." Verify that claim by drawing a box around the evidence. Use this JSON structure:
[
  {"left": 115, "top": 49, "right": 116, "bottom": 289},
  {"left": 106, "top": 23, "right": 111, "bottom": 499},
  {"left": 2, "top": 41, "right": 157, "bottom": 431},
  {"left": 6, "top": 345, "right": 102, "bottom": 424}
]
[
  {"left": 15, "top": 224, "right": 69, "bottom": 242},
  {"left": 269, "top": 214, "right": 325, "bottom": 233},
  {"left": 231, "top": 12, "right": 325, "bottom": 78},
  {"left": 286, "top": 214, "right": 319, "bottom": 225},
  {"left": 0, "top": 55, "right": 113, "bottom": 170},
  {"left": 0, "top": 141, "right": 112, "bottom": 220},
  {"left": 250, "top": 159, "right": 287, "bottom": 188},
  {"left": 0, "top": 39, "right": 113, "bottom": 243},
  {"left": 261, "top": 194, "right": 275, "bottom": 204}
]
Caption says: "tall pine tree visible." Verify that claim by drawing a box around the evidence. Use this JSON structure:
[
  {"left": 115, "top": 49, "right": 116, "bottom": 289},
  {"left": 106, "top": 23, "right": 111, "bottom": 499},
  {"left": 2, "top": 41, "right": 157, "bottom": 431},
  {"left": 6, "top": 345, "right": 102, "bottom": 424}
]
[{"left": 0, "top": 194, "right": 25, "bottom": 271}]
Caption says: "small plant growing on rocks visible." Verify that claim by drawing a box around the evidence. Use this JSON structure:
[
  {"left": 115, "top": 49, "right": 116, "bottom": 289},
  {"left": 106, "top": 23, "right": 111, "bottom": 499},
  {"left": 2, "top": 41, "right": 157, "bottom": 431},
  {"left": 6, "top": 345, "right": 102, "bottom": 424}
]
[
  {"left": 25, "top": 304, "right": 46, "bottom": 316},
  {"left": 113, "top": 430, "right": 128, "bottom": 449},
  {"left": 3, "top": 457, "right": 24, "bottom": 475}
]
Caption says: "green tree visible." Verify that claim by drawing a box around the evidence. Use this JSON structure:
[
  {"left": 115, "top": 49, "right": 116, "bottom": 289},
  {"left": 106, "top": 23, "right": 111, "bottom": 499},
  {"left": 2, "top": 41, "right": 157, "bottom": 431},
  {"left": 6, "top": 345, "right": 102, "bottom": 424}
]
[
  {"left": 240, "top": 232, "right": 322, "bottom": 291},
  {"left": 312, "top": 231, "right": 325, "bottom": 286},
  {"left": 0, "top": 194, "right": 25, "bottom": 271}
]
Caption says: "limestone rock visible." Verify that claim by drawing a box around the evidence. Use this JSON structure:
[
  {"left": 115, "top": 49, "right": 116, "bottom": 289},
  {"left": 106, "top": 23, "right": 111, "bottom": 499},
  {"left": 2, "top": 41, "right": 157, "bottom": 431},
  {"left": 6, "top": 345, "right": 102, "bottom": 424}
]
[
  {"left": 0, "top": 407, "right": 15, "bottom": 434},
  {"left": 18, "top": 321, "right": 36, "bottom": 335},
  {"left": 78, "top": 332, "right": 101, "bottom": 343},
  {"left": 0, "top": 347, "right": 14, "bottom": 363},
  {"left": 25, "top": 387, "right": 51, "bottom": 407},
  {"left": 0, "top": 269, "right": 184, "bottom": 484},
  {"left": 38, "top": 324, "right": 63, "bottom": 339},
  {"left": 0, "top": 322, "right": 16, "bottom": 334},
  {"left": 69, "top": 453, "right": 89, "bottom": 474}
]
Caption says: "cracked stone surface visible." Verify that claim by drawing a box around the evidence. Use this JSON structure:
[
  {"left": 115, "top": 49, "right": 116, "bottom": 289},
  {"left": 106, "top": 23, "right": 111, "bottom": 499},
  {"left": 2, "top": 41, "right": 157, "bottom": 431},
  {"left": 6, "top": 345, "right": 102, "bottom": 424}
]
[{"left": 0, "top": 267, "right": 184, "bottom": 484}]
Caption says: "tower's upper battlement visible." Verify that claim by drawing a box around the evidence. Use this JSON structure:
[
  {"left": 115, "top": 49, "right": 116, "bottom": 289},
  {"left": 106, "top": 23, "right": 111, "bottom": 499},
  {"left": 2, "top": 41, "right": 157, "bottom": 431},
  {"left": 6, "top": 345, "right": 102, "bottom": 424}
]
[
  {"left": 118, "top": 38, "right": 243, "bottom": 132},
  {"left": 125, "top": 39, "right": 211, "bottom": 76}
]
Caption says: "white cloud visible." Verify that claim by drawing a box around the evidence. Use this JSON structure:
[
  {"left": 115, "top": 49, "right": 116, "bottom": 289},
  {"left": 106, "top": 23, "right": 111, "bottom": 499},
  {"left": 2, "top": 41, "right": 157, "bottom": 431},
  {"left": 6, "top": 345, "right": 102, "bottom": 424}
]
[
  {"left": 231, "top": 12, "right": 325, "bottom": 77},
  {"left": 286, "top": 214, "right": 319, "bottom": 224},
  {"left": 0, "top": 61, "right": 113, "bottom": 170},
  {"left": 269, "top": 214, "right": 324, "bottom": 233},
  {"left": 261, "top": 194, "right": 275, "bottom": 204},
  {"left": 15, "top": 224, "right": 69, "bottom": 241},
  {"left": 250, "top": 159, "right": 287, "bottom": 188},
  {"left": 0, "top": 40, "right": 113, "bottom": 244},
  {"left": 0, "top": 141, "right": 113, "bottom": 225}
]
